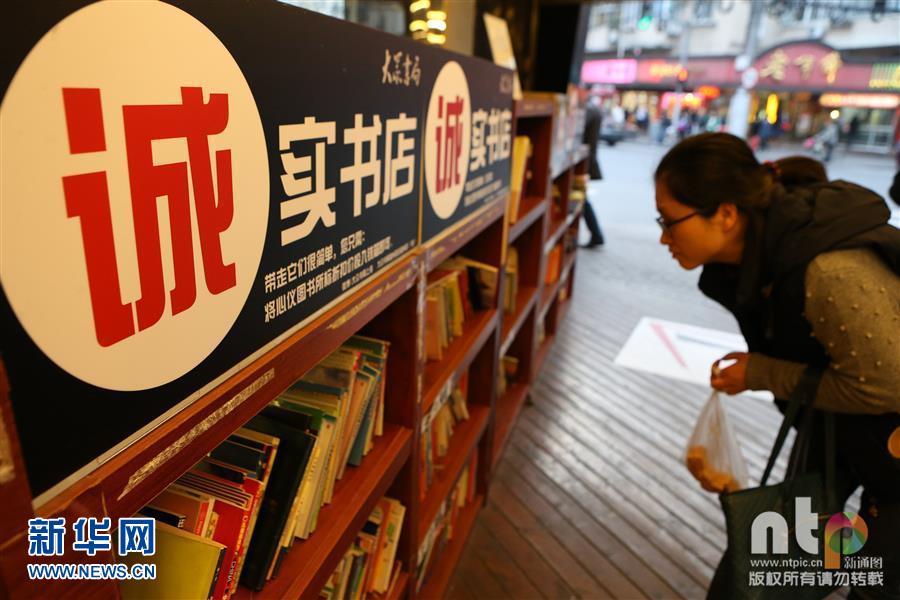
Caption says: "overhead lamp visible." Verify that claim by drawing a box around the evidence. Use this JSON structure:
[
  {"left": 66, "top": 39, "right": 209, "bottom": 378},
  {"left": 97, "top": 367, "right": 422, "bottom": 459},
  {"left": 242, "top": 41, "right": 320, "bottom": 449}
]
[
  {"left": 409, "top": 0, "right": 430, "bottom": 13},
  {"left": 426, "top": 10, "right": 447, "bottom": 20},
  {"left": 426, "top": 32, "right": 446, "bottom": 45},
  {"left": 409, "top": 19, "right": 428, "bottom": 32},
  {"left": 427, "top": 19, "right": 446, "bottom": 31}
]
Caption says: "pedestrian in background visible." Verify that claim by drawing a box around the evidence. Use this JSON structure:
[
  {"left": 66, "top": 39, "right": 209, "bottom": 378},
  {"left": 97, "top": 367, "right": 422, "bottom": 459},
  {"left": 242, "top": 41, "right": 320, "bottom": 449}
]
[
  {"left": 817, "top": 118, "right": 841, "bottom": 162},
  {"left": 580, "top": 92, "right": 605, "bottom": 247},
  {"left": 654, "top": 133, "right": 900, "bottom": 599}
]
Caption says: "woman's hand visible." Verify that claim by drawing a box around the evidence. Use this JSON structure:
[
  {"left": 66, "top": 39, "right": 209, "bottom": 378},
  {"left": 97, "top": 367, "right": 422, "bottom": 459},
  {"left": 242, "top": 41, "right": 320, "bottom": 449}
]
[{"left": 711, "top": 352, "right": 749, "bottom": 395}]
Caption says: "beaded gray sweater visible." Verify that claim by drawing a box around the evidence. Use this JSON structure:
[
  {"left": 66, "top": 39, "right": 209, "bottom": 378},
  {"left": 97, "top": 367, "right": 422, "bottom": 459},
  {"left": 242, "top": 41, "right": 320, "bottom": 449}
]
[{"left": 745, "top": 248, "right": 900, "bottom": 414}]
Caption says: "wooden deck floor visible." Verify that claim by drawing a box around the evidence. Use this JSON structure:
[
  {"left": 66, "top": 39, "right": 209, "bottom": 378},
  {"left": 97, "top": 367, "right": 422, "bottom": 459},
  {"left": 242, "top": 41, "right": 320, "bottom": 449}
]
[{"left": 444, "top": 227, "right": 854, "bottom": 600}]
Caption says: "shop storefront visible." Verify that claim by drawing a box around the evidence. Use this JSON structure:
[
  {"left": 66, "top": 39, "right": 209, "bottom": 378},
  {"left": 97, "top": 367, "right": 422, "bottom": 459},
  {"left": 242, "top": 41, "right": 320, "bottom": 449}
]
[
  {"left": 748, "top": 43, "right": 899, "bottom": 152},
  {"left": 581, "top": 44, "right": 900, "bottom": 153}
]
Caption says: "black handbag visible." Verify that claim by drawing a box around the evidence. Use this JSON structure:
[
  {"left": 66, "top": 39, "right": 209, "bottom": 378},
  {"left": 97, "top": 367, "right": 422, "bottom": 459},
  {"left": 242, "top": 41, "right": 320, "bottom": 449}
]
[{"left": 707, "top": 368, "right": 841, "bottom": 600}]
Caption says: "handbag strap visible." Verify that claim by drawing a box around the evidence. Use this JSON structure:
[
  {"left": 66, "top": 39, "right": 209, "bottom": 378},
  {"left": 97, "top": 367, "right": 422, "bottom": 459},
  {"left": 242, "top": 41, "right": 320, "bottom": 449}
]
[{"left": 760, "top": 367, "right": 824, "bottom": 486}]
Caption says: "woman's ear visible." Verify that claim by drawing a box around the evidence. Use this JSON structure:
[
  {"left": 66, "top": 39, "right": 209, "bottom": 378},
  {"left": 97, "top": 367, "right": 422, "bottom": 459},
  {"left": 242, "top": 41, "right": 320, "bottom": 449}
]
[{"left": 715, "top": 203, "right": 741, "bottom": 231}]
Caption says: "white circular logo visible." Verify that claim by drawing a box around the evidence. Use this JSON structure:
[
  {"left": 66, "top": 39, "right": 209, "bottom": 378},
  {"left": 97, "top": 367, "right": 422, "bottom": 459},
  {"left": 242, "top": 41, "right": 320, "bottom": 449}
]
[
  {"left": 0, "top": 1, "right": 269, "bottom": 391},
  {"left": 424, "top": 61, "right": 471, "bottom": 220}
]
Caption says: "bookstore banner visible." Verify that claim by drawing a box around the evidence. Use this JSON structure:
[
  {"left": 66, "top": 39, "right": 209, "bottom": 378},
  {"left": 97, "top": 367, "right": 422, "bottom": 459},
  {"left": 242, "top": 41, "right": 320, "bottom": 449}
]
[
  {"left": 418, "top": 47, "right": 515, "bottom": 243},
  {"left": 0, "top": 1, "right": 502, "bottom": 498}
]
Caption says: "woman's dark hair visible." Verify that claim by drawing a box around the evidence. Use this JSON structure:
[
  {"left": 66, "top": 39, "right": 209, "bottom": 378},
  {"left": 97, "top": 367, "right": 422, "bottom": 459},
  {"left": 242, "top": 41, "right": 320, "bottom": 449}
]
[{"left": 654, "top": 132, "right": 827, "bottom": 214}]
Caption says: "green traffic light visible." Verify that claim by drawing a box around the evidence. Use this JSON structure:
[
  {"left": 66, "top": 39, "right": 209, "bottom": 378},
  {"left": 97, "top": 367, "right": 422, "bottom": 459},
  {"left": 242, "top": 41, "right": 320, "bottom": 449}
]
[{"left": 637, "top": 15, "right": 652, "bottom": 30}]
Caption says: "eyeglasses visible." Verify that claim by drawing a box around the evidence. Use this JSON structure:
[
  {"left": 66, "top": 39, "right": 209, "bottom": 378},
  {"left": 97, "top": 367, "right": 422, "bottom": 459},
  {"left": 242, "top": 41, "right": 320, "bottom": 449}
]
[{"left": 656, "top": 211, "right": 700, "bottom": 233}]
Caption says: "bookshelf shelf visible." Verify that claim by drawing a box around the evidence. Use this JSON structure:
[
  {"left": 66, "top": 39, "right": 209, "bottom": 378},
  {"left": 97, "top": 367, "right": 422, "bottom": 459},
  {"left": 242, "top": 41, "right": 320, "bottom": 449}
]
[
  {"left": 234, "top": 424, "right": 412, "bottom": 600},
  {"left": 417, "top": 405, "right": 489, "bottom": 547},
  {"left": 35, "top": 255, "right": 420, "bottom": 525},
  {"left": 491, "top": 383, "right": 529, "bottom": 468},
  {"left": 422, "top": 310, "right": 499, "bottom": 415},
  {"left": 0, "top": 65, "right": 589, "bottom": 598},
  {"left": 416, "top": 495, "right": 484, "bottom": 600},
  {"left": 544, "top": 217, "right": 568, "bottom": 254},
  {"left": 500, "top": 286, "right": 538, "bottom": 357},
  {"left": 508, "top": 196, "right": 548, "bottom": 245}
]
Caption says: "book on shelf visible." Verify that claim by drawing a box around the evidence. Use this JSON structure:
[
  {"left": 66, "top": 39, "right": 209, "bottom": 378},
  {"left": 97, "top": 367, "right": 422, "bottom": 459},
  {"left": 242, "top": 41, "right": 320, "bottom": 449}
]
[
  {"left": 550, "top": 183, "right": 565, "bottom": 222},
  {"left": 504, "top": 247, "right": 519, "bottom": 315},
  {"left": 545, "top": 244, "right": 562, "bottom": 285},
  {"left": 239, "top": 412, "right": 316, "bottom": 589},
  {"left": 119, "top": 522, "right": 226, "bottom": 600},
  {"left": 320, "top": 497, "right": 406, "bottom": 600},
  {"left": 420, "top": 373, "right": 470, "bottom": 496},
  {"left": 496, "top": 355, "right": 519, "bottom": 398},
  {"left": 509, "top": 135, "right": 532, "bottom": 224},
  {"left": 415, "top": 454, "right": 478, "bottom": 592},
  {"left": 424, "top": 256, "right": 498, "bottom": 362}
]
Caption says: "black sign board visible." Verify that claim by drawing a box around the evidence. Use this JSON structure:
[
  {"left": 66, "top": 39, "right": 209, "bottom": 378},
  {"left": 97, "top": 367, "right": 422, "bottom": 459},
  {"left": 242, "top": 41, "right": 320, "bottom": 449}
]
[{"left": 0, "top": 1, "right": 462, "bottom": 499}]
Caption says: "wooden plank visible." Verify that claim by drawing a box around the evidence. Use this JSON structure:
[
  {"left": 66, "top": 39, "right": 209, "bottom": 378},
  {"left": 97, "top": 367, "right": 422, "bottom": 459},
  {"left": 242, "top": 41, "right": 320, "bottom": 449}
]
[
  {"left": 418, "top": 495, "right": 484, "bottom": 599},
  {"left": 422, "top": 311, "right": 498, "bottom": 415},
  {"left": 461, "top": 516, "right": 544, "bottom": 600},
  {"left": 418, "top": 406, "right": 489, "bottom": 547},
  {"left": 502, "top": 442, "right": 677, "bottom": 599},
  {"left": 489, "top": 467, "right": 631, "bottom": 598},
  {"left": 235, "top": 425, "right": 412, "bottom": 600},
  {"left": 477, "top": 495, "right": 576, "bottom": 599},
  {"left": 447, "top": 539, "right": 506, "bottom": 600},
  {"left": 509, "top": 421, "right": 709, "bottom": 598},
  {"left": 516, "top": 404, "right": 724, "bottom": 567},
  {"left": 531, "top": 374, "right": 726, "bottom": 532}
]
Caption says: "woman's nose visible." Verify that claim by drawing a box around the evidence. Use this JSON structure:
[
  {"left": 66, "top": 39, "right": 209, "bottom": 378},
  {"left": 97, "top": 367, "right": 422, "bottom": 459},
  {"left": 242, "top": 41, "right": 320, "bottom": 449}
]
[{"left": 659, "top": 230, "right": 670, "bottom": 245}]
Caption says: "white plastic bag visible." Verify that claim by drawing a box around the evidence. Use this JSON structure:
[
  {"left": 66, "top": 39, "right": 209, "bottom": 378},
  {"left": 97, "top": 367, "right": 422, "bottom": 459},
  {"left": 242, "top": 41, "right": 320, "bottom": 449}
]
[{"left": 684, "top": 391, "right": 749, "bottom": 493}]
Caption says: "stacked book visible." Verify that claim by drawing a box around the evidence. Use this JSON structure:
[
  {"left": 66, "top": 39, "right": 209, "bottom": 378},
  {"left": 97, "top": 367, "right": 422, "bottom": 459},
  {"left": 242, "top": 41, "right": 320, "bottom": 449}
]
[
  {"left": 122, "top": 335, "right": 391, "bottom": 598},
  {"left": 419, "top": 374, "right": 470, "bottom": 498},
  {"left": 320, "top": 497, "right": 406, "bottom": 600},
  {"left": 425, "top": 256, "right": 498, "bottom": 361},
  {"left": 415, "top": 455, "right": 478, "bottom": 592},
  {"left": 121, "top": 428, "right": 278, "bottom": 599}
]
